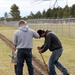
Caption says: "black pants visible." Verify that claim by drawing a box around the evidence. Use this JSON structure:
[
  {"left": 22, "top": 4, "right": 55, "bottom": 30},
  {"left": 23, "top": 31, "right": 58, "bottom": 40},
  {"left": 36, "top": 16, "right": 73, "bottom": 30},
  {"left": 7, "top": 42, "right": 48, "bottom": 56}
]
[
  {"left": 17, "top": 49, "right": 33, "bottom": 75},
  {"left": 14, "top": 65, "right": 17, "bottom": 75}
]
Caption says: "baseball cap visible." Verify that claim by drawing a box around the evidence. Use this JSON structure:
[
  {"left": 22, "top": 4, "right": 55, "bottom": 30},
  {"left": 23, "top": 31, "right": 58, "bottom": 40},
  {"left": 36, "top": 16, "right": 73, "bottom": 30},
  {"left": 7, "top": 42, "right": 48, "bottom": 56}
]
[{"left": 18, "top": 20, "right": 27, "bottom": 26}]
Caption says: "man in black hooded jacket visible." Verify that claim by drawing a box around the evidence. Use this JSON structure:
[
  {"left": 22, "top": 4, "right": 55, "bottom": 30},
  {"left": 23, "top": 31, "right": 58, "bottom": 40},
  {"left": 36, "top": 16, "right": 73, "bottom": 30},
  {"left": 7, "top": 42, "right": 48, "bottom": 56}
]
[{"left": 37, "top": 29, "right": 69, "bottom": 75}]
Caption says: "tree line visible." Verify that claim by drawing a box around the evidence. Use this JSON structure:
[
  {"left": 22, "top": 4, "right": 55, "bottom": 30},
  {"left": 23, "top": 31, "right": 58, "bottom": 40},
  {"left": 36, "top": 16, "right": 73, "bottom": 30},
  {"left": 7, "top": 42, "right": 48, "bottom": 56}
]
[
  {"left": 0, "top": 4, "right": 75, "bottom": 21},
  {"left": 28, "top": 4, "right": 75, "bottom": 19}
]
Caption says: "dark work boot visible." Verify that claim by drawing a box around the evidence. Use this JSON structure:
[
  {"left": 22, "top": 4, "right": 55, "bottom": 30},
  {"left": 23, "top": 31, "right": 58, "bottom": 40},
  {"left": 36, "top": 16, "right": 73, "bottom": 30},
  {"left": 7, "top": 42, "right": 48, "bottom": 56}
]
[{"left": 63, "top": 73, "right": 69, "bottom": 75}]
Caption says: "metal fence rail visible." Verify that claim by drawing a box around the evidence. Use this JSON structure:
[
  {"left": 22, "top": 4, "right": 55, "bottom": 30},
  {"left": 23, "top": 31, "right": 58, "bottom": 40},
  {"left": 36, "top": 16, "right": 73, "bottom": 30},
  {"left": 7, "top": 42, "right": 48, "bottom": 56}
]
[{"left": 0, "top": 18, "right": 75, "bottom": 38}]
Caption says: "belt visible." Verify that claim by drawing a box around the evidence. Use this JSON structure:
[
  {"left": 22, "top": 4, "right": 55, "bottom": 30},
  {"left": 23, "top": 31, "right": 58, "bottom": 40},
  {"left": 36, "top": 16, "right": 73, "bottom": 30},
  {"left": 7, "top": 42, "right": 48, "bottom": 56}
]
[
  {"left": 18, "top": 48, "right": 32, "bottom": 50},
  {"left": 51, "top": 47, "right": 62, "bottom": 51}
]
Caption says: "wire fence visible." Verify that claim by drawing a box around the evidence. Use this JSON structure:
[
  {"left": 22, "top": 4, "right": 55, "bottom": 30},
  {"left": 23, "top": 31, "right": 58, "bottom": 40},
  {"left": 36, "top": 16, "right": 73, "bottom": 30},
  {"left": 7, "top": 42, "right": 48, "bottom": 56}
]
[
  {"left": 0, "top": 18, "right": 75, "bottom": 38},
  {"left": 0, "top": 19, "right": 75, "bottom": 75}
]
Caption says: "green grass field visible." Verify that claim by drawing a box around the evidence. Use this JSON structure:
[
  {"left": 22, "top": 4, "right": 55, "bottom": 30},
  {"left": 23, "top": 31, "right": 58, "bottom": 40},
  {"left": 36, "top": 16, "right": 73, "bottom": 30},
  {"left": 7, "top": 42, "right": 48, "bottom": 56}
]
[{"left": 0, "top": 25, "right": 75, "bottom": 75}]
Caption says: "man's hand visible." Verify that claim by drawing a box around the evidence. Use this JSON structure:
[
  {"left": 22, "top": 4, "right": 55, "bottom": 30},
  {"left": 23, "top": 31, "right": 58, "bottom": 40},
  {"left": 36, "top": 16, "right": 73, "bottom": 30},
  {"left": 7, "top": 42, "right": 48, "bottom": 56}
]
[
  {"left": 37, "top": 46, "right": 42, "bottom": 53},
  {"left": 13, "top": 46, "right": 16, "bottom": 50},
  {"left": 37, "top": 46, "right": 41, "bottom": 50}
]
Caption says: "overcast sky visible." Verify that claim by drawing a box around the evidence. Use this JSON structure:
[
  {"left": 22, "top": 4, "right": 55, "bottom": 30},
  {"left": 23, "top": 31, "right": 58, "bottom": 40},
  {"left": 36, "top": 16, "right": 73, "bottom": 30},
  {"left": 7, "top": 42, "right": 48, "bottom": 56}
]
[{"left": 0, "top": 0, "right": 75, "bottom": 17}]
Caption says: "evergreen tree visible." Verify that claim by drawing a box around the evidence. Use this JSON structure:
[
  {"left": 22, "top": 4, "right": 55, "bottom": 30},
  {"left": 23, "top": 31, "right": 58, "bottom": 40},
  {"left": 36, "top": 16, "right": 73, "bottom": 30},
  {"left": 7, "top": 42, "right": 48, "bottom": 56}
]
[
  {"left": 35, "top": 11, "right": 42, "bottom": 19},
  {"left": 57, "top": 7, "right": 63, "bottom": 18},
  {"left": 46, "top": 8, "right": 52, "bottom": 18},
  {"left": 63, "top": 5, "right": 70, "bottom": 18},
  {"left": 4, "top": 12, "right": 8, "bottom": 20},
  {"left": 10, "top": 4, "right": 21, "bottom": 21},
  {"left": 70, "top": 4, "right": 75, "bottom": 17},
  {"left": 42, "top": 10, "right": 46, "bottom": 18}
]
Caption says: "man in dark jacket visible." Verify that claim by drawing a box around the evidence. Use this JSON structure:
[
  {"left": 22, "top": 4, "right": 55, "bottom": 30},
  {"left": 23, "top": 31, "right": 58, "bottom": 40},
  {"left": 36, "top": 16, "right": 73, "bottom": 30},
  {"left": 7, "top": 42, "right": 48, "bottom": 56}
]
[{"left": 37, "top": 29, "right": 69, "bottom": 75}]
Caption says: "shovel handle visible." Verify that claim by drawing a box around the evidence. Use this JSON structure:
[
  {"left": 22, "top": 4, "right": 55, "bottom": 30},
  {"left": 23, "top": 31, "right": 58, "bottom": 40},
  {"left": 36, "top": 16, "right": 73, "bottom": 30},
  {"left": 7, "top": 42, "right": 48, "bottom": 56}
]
[{"left": 40, "top": 53, "right": 50, "bottom": 75}]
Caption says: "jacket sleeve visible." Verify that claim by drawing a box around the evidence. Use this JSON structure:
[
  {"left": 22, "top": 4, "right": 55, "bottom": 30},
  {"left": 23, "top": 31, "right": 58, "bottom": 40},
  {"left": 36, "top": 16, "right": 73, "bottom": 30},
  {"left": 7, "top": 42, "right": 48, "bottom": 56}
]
[
  {"left": 13, "top": 32, "right": 18, "bottom": 46},
  {"left": 41, "top": 34, "right": 51, "bottom": 53},
  {"left": 41, "top": 44, "right": 44, "bottom": 49},
  {"left": 32, "top": 30, "right": 40, "bottom": 38}
]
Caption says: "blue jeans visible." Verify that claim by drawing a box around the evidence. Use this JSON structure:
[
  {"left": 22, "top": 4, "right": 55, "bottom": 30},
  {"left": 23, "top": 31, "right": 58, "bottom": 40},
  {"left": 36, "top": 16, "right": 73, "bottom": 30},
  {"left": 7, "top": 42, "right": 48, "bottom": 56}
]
[
  {"left": 49, "top": 48, "right": 69, "bottom": 75},
  {"left": 17, "top": 49, "right": 33, "bottom": 75}
]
